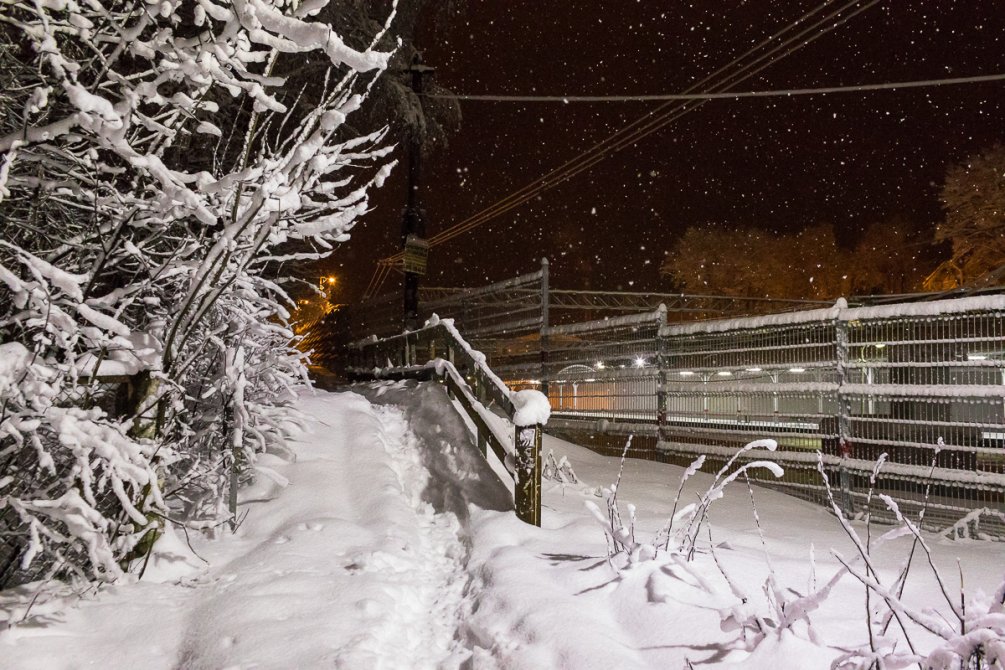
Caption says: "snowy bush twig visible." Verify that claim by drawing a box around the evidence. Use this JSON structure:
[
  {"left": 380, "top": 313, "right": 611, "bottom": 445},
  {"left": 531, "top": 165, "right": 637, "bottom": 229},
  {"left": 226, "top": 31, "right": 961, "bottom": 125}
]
[
  {"left": 586, "top": 438, "right": 784, "bottom": 567},
  {"left": 681, "top": 439, "right": 784, "bottom": 560},
  {"left": 0, "top": 0, "right": 396, "bottom": 589},
  {"left": 542, "top": 450, "right": 579, "bottom": 485}
]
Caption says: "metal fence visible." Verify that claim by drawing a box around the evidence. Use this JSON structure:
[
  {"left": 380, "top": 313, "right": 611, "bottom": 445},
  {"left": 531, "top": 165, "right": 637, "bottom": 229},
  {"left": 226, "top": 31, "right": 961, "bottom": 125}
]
[
  {"left": 340, "top": 265, "right": 1005, "bottom": 537},
  {"left": 418, "top": 265, "right": 548, "bottom": 381},
  {"left": 535, "top": 297, "right": 1005, "bottom": 536}
]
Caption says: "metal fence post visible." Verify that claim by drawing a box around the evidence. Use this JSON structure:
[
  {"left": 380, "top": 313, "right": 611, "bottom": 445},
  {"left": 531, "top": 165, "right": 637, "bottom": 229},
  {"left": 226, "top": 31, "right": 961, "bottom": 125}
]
[
  {"left": 540, "top": 257, "right": 550, "bottom": 399},
  {"left": 835, "top": 314, "right": 855, "bottom": 516},
  {"left": 514, "top": 423, "right": 542, "bottom": 526},
  {"left": 656, "top": 306, "right": 669, "bottom": 445}
]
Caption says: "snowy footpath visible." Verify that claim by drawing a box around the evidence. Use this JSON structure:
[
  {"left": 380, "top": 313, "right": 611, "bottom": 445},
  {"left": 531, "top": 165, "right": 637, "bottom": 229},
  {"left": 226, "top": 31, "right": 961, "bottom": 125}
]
[
  {"left": 1, "top": 390, "right": 473, "bottom": 669},
  {"left": 2, "top": 383, "right": 1003, "bottom": 669}
]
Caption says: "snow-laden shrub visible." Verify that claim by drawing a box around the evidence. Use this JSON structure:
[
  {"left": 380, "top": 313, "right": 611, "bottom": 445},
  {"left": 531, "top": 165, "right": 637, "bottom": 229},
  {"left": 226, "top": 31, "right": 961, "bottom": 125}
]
[
  {"left": 580, "top": 437, "right": 1005, "bottom": 666},
  {"left": 0, "top": 0, "right": 396, "bottom": 587},
  {"left": 543, "top": 449, "right": 578, "bottom": 485},
  {"left": 825, "top": 473, "right": 1005, "bottom": 670},
  {"left": 742, "top": 450, "right": 1005, "bottom": 670},
  {"left": 581, "top": 438, "right": 854, "bottom": 659},
  {"left": 0, "top": 246, "right": 166, "bottom": 584},
  {"left": 585, "top": 437, "right": 784, "bottom": 565}
]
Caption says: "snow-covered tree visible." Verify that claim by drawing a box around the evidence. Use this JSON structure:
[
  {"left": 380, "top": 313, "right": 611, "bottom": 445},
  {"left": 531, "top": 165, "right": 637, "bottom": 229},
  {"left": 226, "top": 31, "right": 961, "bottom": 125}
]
[
  {"left": 937, "top": 144, "right": 1005, "bottom": 285},
  {"left": 321, "top": 0, "right": 463, "bottom": 149},
  {"left": 0, "top": 0, "right": 396, "bottom": 587}
]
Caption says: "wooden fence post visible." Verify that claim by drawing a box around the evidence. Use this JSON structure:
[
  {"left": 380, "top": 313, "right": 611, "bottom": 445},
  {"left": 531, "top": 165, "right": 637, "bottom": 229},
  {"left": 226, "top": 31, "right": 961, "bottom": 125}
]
[
  {"left": 476, "top": 379, "right": 488, "bottom": 456},
  {"left": 514, "top": 423, "right": 542, "bottom": 526}
]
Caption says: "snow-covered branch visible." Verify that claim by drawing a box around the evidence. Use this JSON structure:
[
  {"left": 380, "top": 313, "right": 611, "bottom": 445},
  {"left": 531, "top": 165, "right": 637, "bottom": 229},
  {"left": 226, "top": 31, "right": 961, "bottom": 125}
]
[{"left": 0, "top": 0, "right": 395, "bottom": 587}]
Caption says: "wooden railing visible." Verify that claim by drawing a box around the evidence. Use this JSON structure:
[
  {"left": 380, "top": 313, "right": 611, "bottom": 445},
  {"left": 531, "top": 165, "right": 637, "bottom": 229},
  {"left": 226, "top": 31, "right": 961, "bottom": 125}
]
[{"left": 347, "top": 320, "right": 545, "bottom": 526}]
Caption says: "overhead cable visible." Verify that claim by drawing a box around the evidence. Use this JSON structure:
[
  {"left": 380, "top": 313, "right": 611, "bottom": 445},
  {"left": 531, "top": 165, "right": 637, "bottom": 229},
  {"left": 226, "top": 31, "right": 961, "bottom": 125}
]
[
  {"left": 426, "top": 73, "right": 1005, "bottom": 103},
  {"left": 363, "top": 0, "right": 878, "bottom": 298}
]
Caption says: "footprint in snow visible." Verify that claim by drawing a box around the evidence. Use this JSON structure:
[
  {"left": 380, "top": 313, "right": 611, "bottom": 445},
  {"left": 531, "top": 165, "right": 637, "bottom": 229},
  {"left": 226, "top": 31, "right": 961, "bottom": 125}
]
[{"left": 355, "top": 599, "right": 381, "bottom": 616}]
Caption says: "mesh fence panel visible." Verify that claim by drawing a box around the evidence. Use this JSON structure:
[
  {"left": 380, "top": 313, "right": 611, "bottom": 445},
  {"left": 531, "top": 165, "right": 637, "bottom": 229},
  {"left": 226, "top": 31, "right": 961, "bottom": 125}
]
[
  {"left": 534, "top": 297, "right": 1005, "bottom": 537},
  {"left": 544, "top": 309, "right": 664, "bottom": 429},
  {"left": 347, "top": 282, "right": 1005, "bottom": 537},
  {"left": 419, "top": 269, "right": 546, "bottom": 381}
]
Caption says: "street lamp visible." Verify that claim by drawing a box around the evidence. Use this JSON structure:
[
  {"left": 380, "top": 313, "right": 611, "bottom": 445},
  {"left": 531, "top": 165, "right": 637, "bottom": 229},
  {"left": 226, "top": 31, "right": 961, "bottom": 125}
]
[{"left": 318, "top": 274, "right": 337, "bottom": 293}]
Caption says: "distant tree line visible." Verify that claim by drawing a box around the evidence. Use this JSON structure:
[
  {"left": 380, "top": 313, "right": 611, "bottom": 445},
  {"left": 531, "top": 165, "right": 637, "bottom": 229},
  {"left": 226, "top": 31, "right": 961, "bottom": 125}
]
[
  {"left": 660, "top": 219, "right": 923, "bottom": 301},
  {"left": 662, "top": 144, "right": 1005, "bottom": 299},
  {"left": 932, "top": 144, "right": 1005, "bottom": 289}
]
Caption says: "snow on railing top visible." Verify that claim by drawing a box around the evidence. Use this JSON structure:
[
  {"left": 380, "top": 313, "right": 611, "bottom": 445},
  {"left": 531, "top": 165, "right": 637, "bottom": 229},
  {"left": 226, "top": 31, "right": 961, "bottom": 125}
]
[
  {"left": 842, "top": 294, "right": 1005, "bottom": 321},
  {"left": 663, "top": 293, "right": 1005, "bottom": 337},
  {"left": 663, "top": 441, "right": 1005, "bottom": 488},
  {"left": 435, "top": 315, "right": 513, "bottom": 404},
  {"left": 663, "top": 300, "right": 846, "bottom": 336},
  {"left": 350, "top": 314, "right": 551, "bottom": 425},
  {"left": 840, "top": 383, "right": 1005, "bottom": 398},
  {"left": 545, "top": 304, "right": 667, "bottom": 336}
]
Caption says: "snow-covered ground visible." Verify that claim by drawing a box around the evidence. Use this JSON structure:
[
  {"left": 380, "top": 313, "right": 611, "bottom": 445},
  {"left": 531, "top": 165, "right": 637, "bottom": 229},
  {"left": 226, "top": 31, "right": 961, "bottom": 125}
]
[{"left": 2, "top": 383, "right": 1002, "bottom": 669}]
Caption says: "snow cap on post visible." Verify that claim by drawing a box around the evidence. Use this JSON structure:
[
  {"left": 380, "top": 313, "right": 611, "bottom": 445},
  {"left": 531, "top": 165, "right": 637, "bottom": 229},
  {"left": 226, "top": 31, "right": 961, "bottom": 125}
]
[{"left": 511, "top": 389, "right": 551, "bottom": 427}]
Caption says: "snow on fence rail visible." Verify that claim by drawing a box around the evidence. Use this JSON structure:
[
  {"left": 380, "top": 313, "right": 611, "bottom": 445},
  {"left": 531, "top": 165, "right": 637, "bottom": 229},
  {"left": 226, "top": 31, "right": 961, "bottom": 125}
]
[{"left": 346, "top": 318, "right": 550, "bottom": 527}]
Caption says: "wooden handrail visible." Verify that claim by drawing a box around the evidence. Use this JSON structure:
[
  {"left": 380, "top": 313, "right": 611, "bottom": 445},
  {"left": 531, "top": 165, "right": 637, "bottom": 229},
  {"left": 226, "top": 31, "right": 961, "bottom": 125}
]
[{"left": 348, "top": 321, "right": 544, "bottom": 526}]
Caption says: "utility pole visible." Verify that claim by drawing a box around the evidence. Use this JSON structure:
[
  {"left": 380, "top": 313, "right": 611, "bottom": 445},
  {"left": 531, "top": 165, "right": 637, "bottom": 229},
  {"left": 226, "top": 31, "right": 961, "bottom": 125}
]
[{"left": 401, "top": 53, "right": 434, "bottom": 331}]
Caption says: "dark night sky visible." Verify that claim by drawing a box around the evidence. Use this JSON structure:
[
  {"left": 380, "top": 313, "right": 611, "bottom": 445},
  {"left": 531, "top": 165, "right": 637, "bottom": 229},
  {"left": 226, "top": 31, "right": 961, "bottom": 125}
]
[{"left": 334, "top": 1, "right": 1005, "bottom": 300}]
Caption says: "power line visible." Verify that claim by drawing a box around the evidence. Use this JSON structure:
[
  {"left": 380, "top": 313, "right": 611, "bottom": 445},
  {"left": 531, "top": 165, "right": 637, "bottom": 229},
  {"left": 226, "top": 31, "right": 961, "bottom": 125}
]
[
  {"left": 424, "top": 0, "right": 877, "bottom": 251},
  {"left": 399, "top": 0, "right": 873, "bottom": 248},
  {"left": 426, "top": 73, "right": 1005, "bottom": 103},
  {"left": 363, "top": 0, "right": 877, "bottom": 298},
  {"left": 429, "top": 0, "right": 871, "bottom": 247}
]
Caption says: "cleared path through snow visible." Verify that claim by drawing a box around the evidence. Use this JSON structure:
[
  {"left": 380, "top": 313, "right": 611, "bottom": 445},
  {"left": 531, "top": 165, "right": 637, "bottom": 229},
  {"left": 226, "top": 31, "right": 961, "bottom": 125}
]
[{"left": 1, "top": 391, "right": 472, "bottom": 669}]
